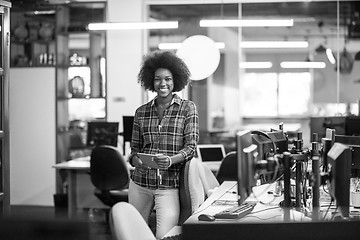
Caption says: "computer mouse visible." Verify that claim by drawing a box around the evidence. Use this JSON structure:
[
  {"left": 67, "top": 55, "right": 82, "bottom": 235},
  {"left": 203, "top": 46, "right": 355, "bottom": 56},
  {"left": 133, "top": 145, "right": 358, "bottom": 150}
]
[{"left": 198, "top": 214, "right": 215, "bottom": 222}]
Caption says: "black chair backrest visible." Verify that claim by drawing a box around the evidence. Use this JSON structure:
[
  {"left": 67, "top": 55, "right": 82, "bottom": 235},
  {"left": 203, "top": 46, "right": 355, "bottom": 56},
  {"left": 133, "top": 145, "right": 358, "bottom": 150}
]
[
  {"left": 122, "top": 116, "right": 134, "bottom": 155},
  {"left": 178, "top": 160, "right": 192, "bottom": 225},
  {"left": 123, "top": 116, "right": 134, "bottom": 142},
  {"left": 90, "top": 145, "right": 129, "bottom": 191},
  {"left": 216, "top": 151, "right": 238, "bottom": 184}
]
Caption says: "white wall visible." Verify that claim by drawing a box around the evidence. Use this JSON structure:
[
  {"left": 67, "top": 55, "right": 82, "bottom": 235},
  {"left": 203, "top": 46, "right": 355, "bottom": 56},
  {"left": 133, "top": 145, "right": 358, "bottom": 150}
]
[{"left": 9, "top": 68, "right": 56, "bottom": 206}]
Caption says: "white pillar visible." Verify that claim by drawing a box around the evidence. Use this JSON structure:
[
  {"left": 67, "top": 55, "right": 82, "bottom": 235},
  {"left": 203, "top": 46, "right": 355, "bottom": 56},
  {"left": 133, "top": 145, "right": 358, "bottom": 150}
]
[{"left": 106, "top": 0, "right": 145, "bottom": 123}]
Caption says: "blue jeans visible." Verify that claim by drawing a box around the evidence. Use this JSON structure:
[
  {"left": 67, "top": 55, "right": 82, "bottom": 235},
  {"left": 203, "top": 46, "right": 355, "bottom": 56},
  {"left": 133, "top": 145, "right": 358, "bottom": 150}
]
[{"left": 129, "top": 180, "right": 180, "bottom": 239}]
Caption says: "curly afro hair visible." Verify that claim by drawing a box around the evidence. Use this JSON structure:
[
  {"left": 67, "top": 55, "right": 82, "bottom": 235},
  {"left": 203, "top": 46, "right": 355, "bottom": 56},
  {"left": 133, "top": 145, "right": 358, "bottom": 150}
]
[{"left": 137, "top": 50, "right": 191, "bottom": 92}]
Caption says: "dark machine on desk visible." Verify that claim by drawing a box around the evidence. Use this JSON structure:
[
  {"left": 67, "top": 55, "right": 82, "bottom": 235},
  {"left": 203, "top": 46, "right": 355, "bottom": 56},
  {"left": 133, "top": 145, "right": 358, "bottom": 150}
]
[
  {"left": 236, "top": 122, "right": 360, "bottom": 221},
  {"left": 183, "top": 122, "right": 360, "bottom": 240}
]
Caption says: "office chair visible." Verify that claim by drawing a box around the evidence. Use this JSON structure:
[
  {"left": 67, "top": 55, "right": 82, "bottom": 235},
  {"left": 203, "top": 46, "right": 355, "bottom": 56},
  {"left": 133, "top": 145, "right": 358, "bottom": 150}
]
[
  {"left": 122, "top": 116, "right": 134, "bottom": 155},
  {"left": 90, "top": 145, "right": 129, "bottom": 207},
  {"left": 178, "top": 158, "right": 219, "bottom": 225},
  {"left": 110, "top": 202, "right": 157, "bottom": 240},
  {"left": 216, "top": 151, "right": 237, "bottom": 184},
  {"left": 110, "top": 158, "right": 219, "bottom": 239}
]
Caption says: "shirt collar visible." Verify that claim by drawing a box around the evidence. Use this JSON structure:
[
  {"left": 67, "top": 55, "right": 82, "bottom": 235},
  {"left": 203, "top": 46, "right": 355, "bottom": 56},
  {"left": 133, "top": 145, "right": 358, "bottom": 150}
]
[{"left": 151, "top": 93, "right": 181, "bottom": 108}]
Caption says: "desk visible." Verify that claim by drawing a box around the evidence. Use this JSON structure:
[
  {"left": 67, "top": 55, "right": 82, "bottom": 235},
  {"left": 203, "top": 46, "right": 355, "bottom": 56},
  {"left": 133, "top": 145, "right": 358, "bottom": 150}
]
[
  {"left": 185, "top": 181, "right": 307, "bottom": 224},
  {"left": 53, "top": 157, "right": 91, "bottom": 218},
  {"left": 182, "top": 181, "right": 360, "bottom": 240},
  {"left": 53, "top": 156, "right": 133, "bottom": 218}
]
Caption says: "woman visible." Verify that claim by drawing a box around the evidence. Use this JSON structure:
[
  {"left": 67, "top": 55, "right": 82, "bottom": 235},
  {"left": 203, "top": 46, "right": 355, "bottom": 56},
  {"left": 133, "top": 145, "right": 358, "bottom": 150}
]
[{"left": 128, "top": 50, "right": 199, "bottom": 238}]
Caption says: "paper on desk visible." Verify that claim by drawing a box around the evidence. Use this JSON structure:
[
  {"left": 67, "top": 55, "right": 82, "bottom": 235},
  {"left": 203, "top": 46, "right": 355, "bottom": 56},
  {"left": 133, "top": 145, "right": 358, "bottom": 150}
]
[{"left": 248, "top": 183, "right": 283, "bottom": 206}]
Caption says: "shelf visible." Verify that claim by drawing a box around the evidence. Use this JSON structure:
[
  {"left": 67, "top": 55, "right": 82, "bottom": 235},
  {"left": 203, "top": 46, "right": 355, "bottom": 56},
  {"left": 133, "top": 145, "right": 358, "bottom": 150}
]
[
  {"left": 10, "top": 38, "right": 56, "bottom": 67},
  {"left": 57, "top": 97, "right": 105, "bottom": 100},
  {"left": 10, "top": 65, "right": 55, "bottom": 68},
  {"left": 11, "top": 39, "right": 55, "bottom": 45}
]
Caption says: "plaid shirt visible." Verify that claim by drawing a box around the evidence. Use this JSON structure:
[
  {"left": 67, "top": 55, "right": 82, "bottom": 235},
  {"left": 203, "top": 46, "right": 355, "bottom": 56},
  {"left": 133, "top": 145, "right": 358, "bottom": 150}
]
[{"left": 129, "top": 94, "right": 199, "bottom": 189}]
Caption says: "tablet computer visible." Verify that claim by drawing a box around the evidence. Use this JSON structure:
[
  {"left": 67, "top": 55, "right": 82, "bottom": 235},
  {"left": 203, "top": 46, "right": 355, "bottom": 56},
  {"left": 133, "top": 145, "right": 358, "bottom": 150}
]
[{"left": 137, "top": 153, "right": 159, "bottom": 169}]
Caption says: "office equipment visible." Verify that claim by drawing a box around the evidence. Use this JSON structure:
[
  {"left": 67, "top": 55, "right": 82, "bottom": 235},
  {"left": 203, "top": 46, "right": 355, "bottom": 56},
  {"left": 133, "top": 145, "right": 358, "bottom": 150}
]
[
  {"left": 138, "top": 153, "right": 159, "bottom": 168},
  {"left": 327, "top": 142, "right": 352, "bottom": 218},
  {"left": 196, "top": 144, "right": 226, "bottom": 162},
  {"left": 345, "top": 116, "right": 360, "bottom": 136},
  {"left": 122, "top": 116, "right": 134, "bottom": 155},
  {"left": 236, "top": 130, "right": 256, "bottom": 205},
  {"left": 87, "top": 121, "right": 119, "bottom": 147},
  {"left": 182, "top": 180, "right": 360, "bottom": 240},
  {"left": 334, "top": 134, "right": 360, "bottom": 176},
  {"left": 216, "top": 151, "right": 237, "bottom": 184},
  {"left": 198, "top": 214, "right": 215, "bottom": 222},
  {"left": 310, "top": 116, "right": 346, "bottom": 140},
  {"left": 160, "top": 233, "right": 182, "bottom": 240},
  {"left": 90, "top": 145, "right": 129, "bottom": 207},
  {"left": 251, "top": 130, "right": 287, "bottom": 160},
  {"left": 213, "top": 201, "right": 256, "bottom": 220},
  {"left": 183, "top": 220, "right": 360, "bottom": 240}
]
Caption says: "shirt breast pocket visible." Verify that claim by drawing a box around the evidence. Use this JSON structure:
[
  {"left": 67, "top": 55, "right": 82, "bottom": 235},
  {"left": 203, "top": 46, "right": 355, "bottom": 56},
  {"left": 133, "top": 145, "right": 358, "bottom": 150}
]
[{"left": 168, "top": 115, "right": 185, "bottom": 134}]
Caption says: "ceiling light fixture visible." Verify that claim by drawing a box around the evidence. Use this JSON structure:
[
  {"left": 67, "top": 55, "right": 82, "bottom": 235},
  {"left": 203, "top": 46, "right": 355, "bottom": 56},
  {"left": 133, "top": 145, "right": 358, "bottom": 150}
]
[
  {"left": 280, "top": 61, "right": 326, "bottom": 69},
  {"left": 87, "top": 21, "right": 178, "bottom": 30},
  {"left": 240, "top": 41, "right": 308, "bottom": 48},
  {"left": 239, "top": 62, "right": 273, "bottom": 69},
  {"left": 158, "top": 42, "right": 225, "bottom": 50},
  {"left": 200, "top": 19, "right": 294, "bottom": 27},
  {"left": 326, "top": 48, "right": 336, "bottom": 64}
]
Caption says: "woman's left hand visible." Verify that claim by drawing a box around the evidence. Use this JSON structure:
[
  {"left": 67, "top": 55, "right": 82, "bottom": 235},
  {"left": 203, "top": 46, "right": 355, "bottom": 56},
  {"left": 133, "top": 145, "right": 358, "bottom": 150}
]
[{"left": 154, "top": 154, "right": 172, "bottom": 169}]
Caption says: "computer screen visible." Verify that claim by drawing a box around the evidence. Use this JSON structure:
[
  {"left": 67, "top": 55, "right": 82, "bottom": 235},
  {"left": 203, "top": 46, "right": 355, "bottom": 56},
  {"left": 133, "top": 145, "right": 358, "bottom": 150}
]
[
  {"left": 327, "top": 142, "right": 352, "bottom": 218},
  {"left": 334, "top": 134, "right": 360, "bottom": 176},
  {"left": 345, "top": 116, "right": 360, "bottom": 136},
  {"left": 310, "top": 116, "right": 346, "bottom": 141},
  {"left": 196, "top": 144, "right": 226, "bottom": 162},
  {"left": 86, "top": 121, "right": 119, "bottom": 147},
  {"left": 236, "top": 130, "right": 256, "bottom": 205}
]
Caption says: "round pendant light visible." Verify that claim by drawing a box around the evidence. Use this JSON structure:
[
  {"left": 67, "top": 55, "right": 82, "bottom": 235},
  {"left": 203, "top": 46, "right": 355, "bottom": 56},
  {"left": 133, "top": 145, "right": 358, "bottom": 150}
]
[{"left": 176, "top": 35, "right": 220, "bottom": 81}]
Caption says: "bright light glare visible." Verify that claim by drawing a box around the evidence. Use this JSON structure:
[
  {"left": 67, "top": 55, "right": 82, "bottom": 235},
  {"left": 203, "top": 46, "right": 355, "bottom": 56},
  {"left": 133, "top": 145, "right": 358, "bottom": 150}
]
[
  {"left": 200, "top": 19, "right": 294, "bottom": 27},
  {"left": 326, "top": 48, "right": 336, "bottom": 64},
  {"left": 88, "top": 21, "right": 178, "bottom": 30},
  {"left": 239, "top": 62, "right": 273, "bottom": 69},
  {"left": 159, "top": 42, "right": 225, "bottom": 50},
  {"left": 240, "top": 41, "right": 308, "bottom": 48},
  {"left": 280, "top": 61, "right": 326, "bottom": 68}
]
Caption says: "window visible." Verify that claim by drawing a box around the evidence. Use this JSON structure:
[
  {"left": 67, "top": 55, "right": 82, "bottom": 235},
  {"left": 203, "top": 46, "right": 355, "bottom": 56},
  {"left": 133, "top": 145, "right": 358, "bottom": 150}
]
[{"left": 243, "top": 72, "right": 311, "bottom": 117}]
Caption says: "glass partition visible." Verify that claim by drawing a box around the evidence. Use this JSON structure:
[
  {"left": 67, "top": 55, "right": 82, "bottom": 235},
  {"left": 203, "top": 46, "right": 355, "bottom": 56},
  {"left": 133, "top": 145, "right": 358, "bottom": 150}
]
[{"left": 147, "top": 1, "right": 360, "bottom": 145}]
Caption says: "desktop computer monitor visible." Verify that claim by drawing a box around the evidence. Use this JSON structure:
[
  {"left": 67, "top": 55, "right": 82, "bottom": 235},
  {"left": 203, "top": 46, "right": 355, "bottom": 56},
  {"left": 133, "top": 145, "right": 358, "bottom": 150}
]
[
  {"left": 86, "top": 121, "right": 119, "bottom": 147},
  {"left": 327, "top": 142, "right": 352, "bottom": 218},
  {"left": 345, "top": 116, "right": 360, "bottom": 136},
  {"left": 334, "top": 134, "right": 360, "bottom": 177},
  {"left": 236, "top": 130, "right": 257, "bottom": 205}
]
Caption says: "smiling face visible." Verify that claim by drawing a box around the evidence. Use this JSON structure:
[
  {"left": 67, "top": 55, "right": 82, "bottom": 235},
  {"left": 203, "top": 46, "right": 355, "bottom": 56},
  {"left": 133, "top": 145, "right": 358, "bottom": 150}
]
[{"left": 154, "top": 68, "right": 174, "bottom": 99}]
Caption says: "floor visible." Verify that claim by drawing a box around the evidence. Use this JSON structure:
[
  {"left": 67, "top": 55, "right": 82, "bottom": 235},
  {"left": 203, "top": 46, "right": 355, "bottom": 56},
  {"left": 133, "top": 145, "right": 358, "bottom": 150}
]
[{"left": 8, "top": 205, "right": 112, "bottom": 240}]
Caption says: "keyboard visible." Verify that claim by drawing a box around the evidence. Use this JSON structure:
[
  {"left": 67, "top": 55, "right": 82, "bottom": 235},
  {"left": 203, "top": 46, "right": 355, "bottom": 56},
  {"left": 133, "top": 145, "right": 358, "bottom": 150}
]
[
  {"left": 161, "top": 233, "right": 182, "bottom": 240},
  {"left": 214, "top": 201, "right": 256, "bottom": 220}
]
